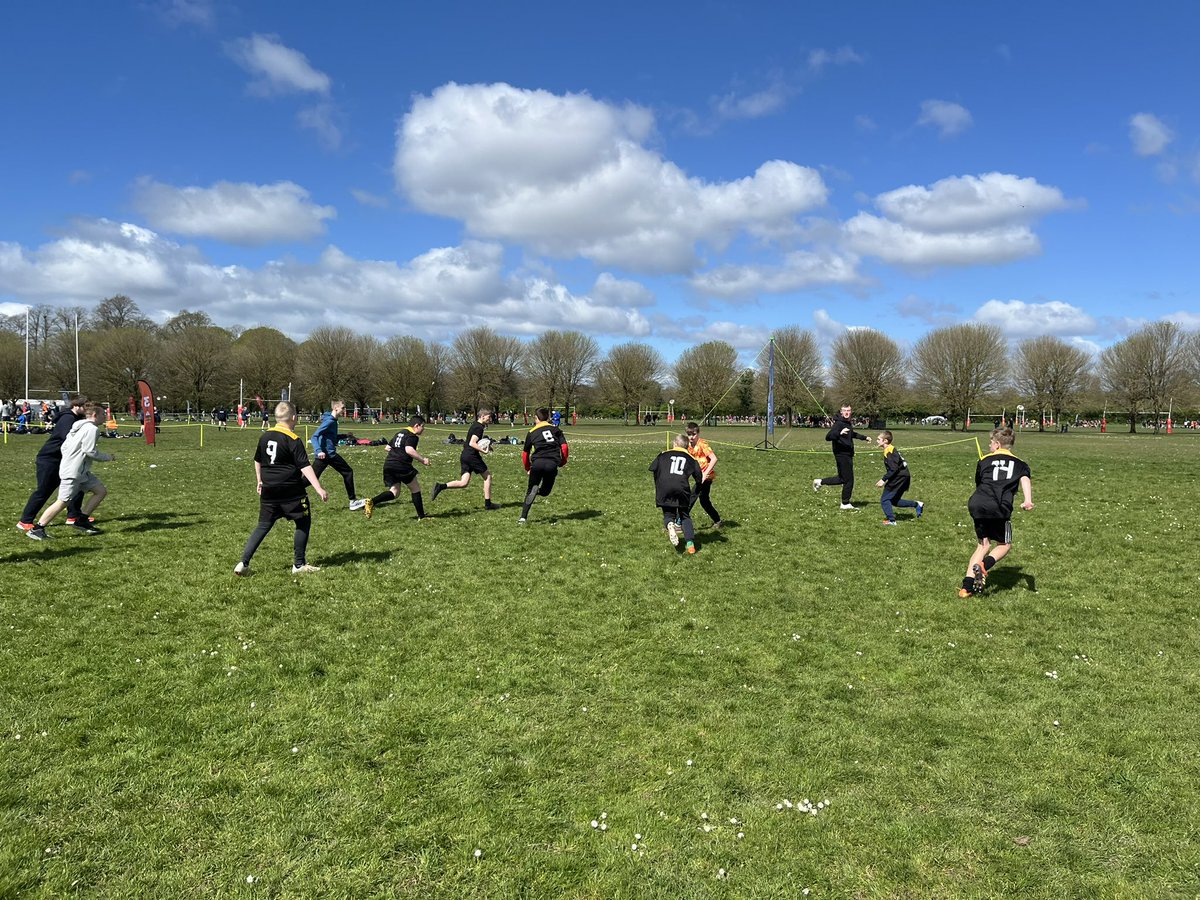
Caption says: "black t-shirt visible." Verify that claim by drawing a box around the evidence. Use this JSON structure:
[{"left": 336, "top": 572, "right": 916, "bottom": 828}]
[
  {"left": 461, "top": 421, "right": 487, "bottom": 464},
  {"left": 255, "top": 426, "right": 312, "bottom": 501},
  {"left": 969, "top": 450, "right": 1031, "bottom": 519},
  {"left": 37, "top": 410, "right": 80, "bottom": 462},
  {"left": 882, "top": 445, "right": 911, "bottom": 491},
  {"left": 523, "top": 422, "right": 566, "bottom": 465},
  {"left": 649, "top": 449, "right": 702, "bottom": 507},
  {"left": 385, "top": 428, "right": 421, "bottom": 474}
]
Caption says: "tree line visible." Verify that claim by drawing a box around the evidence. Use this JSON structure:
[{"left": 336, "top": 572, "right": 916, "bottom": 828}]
[{"left": 2, "top": 296, "right": 1197, "bottom": 433}]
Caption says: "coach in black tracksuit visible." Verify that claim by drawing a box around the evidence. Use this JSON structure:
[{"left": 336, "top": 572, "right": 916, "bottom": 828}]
[
  {"left": 814, "top": 404, "right": 869, "bottom": 508},
  {"left": 18, "top": 396, "right": 86, "bottom": 530}
]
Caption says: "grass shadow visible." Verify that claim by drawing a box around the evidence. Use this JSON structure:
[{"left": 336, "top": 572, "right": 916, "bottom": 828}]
[
  {"left": 2, "top": 544, "right": 104, "bottom": 563},
  {"left": 989, "top": 566, "right": 1037, "bottom": 594},
  {"left": 319, "top": 549, "right": 395, "bottom": 567}
]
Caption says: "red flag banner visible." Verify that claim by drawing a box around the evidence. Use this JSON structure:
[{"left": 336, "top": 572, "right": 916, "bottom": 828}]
[
  {"left": 254, "top": 394, "right": 266, "bottom": 412},
  {"left": 137, "top": 380, "right": 156, "bottom": 446}
]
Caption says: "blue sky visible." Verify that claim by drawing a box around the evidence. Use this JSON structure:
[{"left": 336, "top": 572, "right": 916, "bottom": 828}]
[{"left": 2, "top": 0, "right": 1197, "bottom": 363}]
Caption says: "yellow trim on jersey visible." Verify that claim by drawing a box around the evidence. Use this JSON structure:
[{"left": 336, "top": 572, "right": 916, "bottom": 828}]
[{"left": 269, "top": 424, "right": 299, "bottom": 439}]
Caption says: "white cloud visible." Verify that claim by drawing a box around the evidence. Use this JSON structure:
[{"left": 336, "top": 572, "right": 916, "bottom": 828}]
[
  {"left": 843, "top": 173, "right": 1076, "bottom": 268},
  {"left": 854, "top": 115, "right": 877, "bottom": 133},
  {"left": 227, "top": 34, "right": 330, "bottom": 96},
  {"left": 1129, "top": 112, "right": 1173, "bottom": 156},
  {"left": 844, "top": 214, "right": 1041, "bottom": 267},
  {"left": 812, "top": 308, "right": 848, "bottom": 347},
  {"left": 873, "top": 173, "right": 1073, "bottom": 233},
  {"left": 0, "top": 221, "right": 652, "bottom": 341},
  {"left": 0, "top": 219, "right": 194, "bottom": 298},
  {"left": 394, "top": 82, "right": 828, "bottom": 274},
  {"left": 132, "top": 179, "right": 336, "bottom": 245},
  {"left": 973, "top": 299, "right": 1098, "bottom": 338},
  {"left": 155, "top": 0, "right": 214, "bottom": 28},
  {"left": 808, "top": 46, "right": 864, "bottom": 72},
  {"left": 297, "top": 101, "right": 342, "bottom": 150},
  {"left": 1, "top": 301, "right": 31, "bottom": 316},
  {"left": 714, "top": 82, "right": 790, "bottom": 121},
  {"left": 1164, "top": 310, "right": 1200, "bottom": 330},
  {"left": 350, "top": 188, "right": 389, "bottom": 208},
  {"left": 917, "top": 99, "right": 973, "bottom": 138},
  {"left": 590, "top": 272, "right": 654, "bottom": 308},
  {"left": 690, "top": 251, "right": 862, "bottom": 298}
]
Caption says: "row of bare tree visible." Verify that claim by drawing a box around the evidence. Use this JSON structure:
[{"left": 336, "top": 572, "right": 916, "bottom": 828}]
[{"left": 2, "top": 297, "right": 1196, "bottom": 432}]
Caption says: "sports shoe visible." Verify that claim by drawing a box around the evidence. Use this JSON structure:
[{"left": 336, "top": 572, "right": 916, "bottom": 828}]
[
  {"left": 72, "top": 524, "right": 102, "bottom": 535},
  {"left": 65, "top": 516, "right": 95, "bottom": 526},
  {"left": 349, "top": 499, "right": 366, "bottom": 511},
  {"left": 957, "top": 588, "right": 974, "bottom": 599},
  {"left": 666, "top": 521, "right": 680, "bottom": 546},
  {"left": 27, "top": 526, "right": 49, "bottom": 541},
  {"left": 686, "top": 542, "right": 697, "bottom": 555},
  {"left": 431, "top": 483, "right": 445, "bottom": 501},
  {"left": 233, "top": 562, "right": 251, "bottom": 577},
  {"left": 712, "top": 520, "right": 723, "bottom": 530},
  {"left": 916, "top": 501, "right": 924, "bottom": 519},
  {"left": 839, "top": 503, "right": 857, "bottom": 511},
  {"left": 972, "top": 563, "right": 988, "bottom": 593},
  {"left": 882, "top": 520, "right": 897, "bottom": 526},
  {"left": 363, "top": 498, "right": 374, "bottom": 519},
  {"left": 291, "top": 564, "right": 321, "bottom": 574},
  {"left": 484, "top": 500, "right": 501, "bottom": 510},
  {"left": 16, "top": 521, "right": 33, "bottom": 533},
  {"left": 517, "top": 517, "right": 527, "bottom": 525},
  {"left": 812, "top": 478, "right": 822, "bottom": 492}
]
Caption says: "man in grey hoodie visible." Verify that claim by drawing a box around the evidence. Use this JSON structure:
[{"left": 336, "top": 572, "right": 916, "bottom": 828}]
[{"left": 28, "top": 402, "right": 116, "bottom": 540}]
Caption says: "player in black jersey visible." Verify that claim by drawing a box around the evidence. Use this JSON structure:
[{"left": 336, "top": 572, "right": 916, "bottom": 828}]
[
  {"left": 234, "top": 401, "right": 329, "bottom": 576},
  {"left": 364, "top": 416, "right": 432, "bottom": 520},
  {"left": 519, "top": 407, "right": 568, "bottom": 523},
  {"left": 430, "top": 408, "right": 500, "bottom": 510},
  {"left": 959, "top": 426, "right": 1033, "bottom": 597},
  {"left": 649, "top": 434, "right": 704, "bottom": 554}
]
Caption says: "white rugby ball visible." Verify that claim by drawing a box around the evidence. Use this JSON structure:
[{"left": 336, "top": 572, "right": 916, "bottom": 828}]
[{"left": 476, "top": 436, "right": 493, "bottom": 452}]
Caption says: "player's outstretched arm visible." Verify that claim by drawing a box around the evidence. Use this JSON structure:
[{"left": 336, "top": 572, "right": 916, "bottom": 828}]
[
  {"left": 1020, "top": 475, "right": 1033, "bottom": 510},
  {"left": 302, "top": 465, "right": 330, "bottom": 501}
]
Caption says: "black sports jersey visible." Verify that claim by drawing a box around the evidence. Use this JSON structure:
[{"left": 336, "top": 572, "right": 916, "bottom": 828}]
[
  {"left": 881, "top": 445, "right": 911, "bottom": 491},
  {"left": 523, "top": 421, "right": 567, "bottom": 465},
  {"left": 968, "top": 450, "right": 1031, "bottom": 519},
  {"left": 385, "top": 428, "right": 421, "bottom": 474},
  {"left": 649, "top": 449, "right": 702, "bottom": 507},
  {"left": 255, "top": 425, "right": 312, "bottom": 501},
  {"left": 461, "top": 421, "right": 487, "bottom": 464}
]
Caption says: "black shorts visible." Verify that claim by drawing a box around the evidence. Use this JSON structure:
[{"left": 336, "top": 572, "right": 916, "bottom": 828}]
[
  {"left": 973, "top": 517, "right": 1012, "bottom": 543},
  {"left": 527, "top": 458, "right": 559, "bottom": 496},
  {"left": 460, "top": 455, "right": 489, "bottom": 476},
  {"left": 384, "top": 467, "right": 417, "bottom": 487},
  {"left": 259, "top": 494, "right": 311, "bottom": 523}
]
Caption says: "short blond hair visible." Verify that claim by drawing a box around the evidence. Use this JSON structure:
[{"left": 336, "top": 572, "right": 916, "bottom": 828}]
[
  {"left": 275, "top": 400, "right": 297, "bottom": 421},
  {"left": 991, "top": 426, "right": 1015, "bottom": 449}
]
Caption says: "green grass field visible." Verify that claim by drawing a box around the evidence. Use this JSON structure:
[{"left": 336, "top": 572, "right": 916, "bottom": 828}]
[{"left": 2, "top": 421, "right": 1198, "bottom": 898}]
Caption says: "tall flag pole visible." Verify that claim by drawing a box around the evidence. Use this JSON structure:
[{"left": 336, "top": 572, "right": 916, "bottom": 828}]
[
  {"left": 766, "top": 338, "right": 776, "bottom": 437},
  {"left": 137, "top": 380, "right": 157, "bottom": 446}
]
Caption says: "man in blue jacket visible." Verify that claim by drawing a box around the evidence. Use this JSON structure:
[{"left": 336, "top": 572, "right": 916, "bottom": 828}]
[
  {"left": 17, "top": 396, "right": 89, "bottom": 532},
  {"left": 310, "top": 400, "right": 366, "bottom": 510}
]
